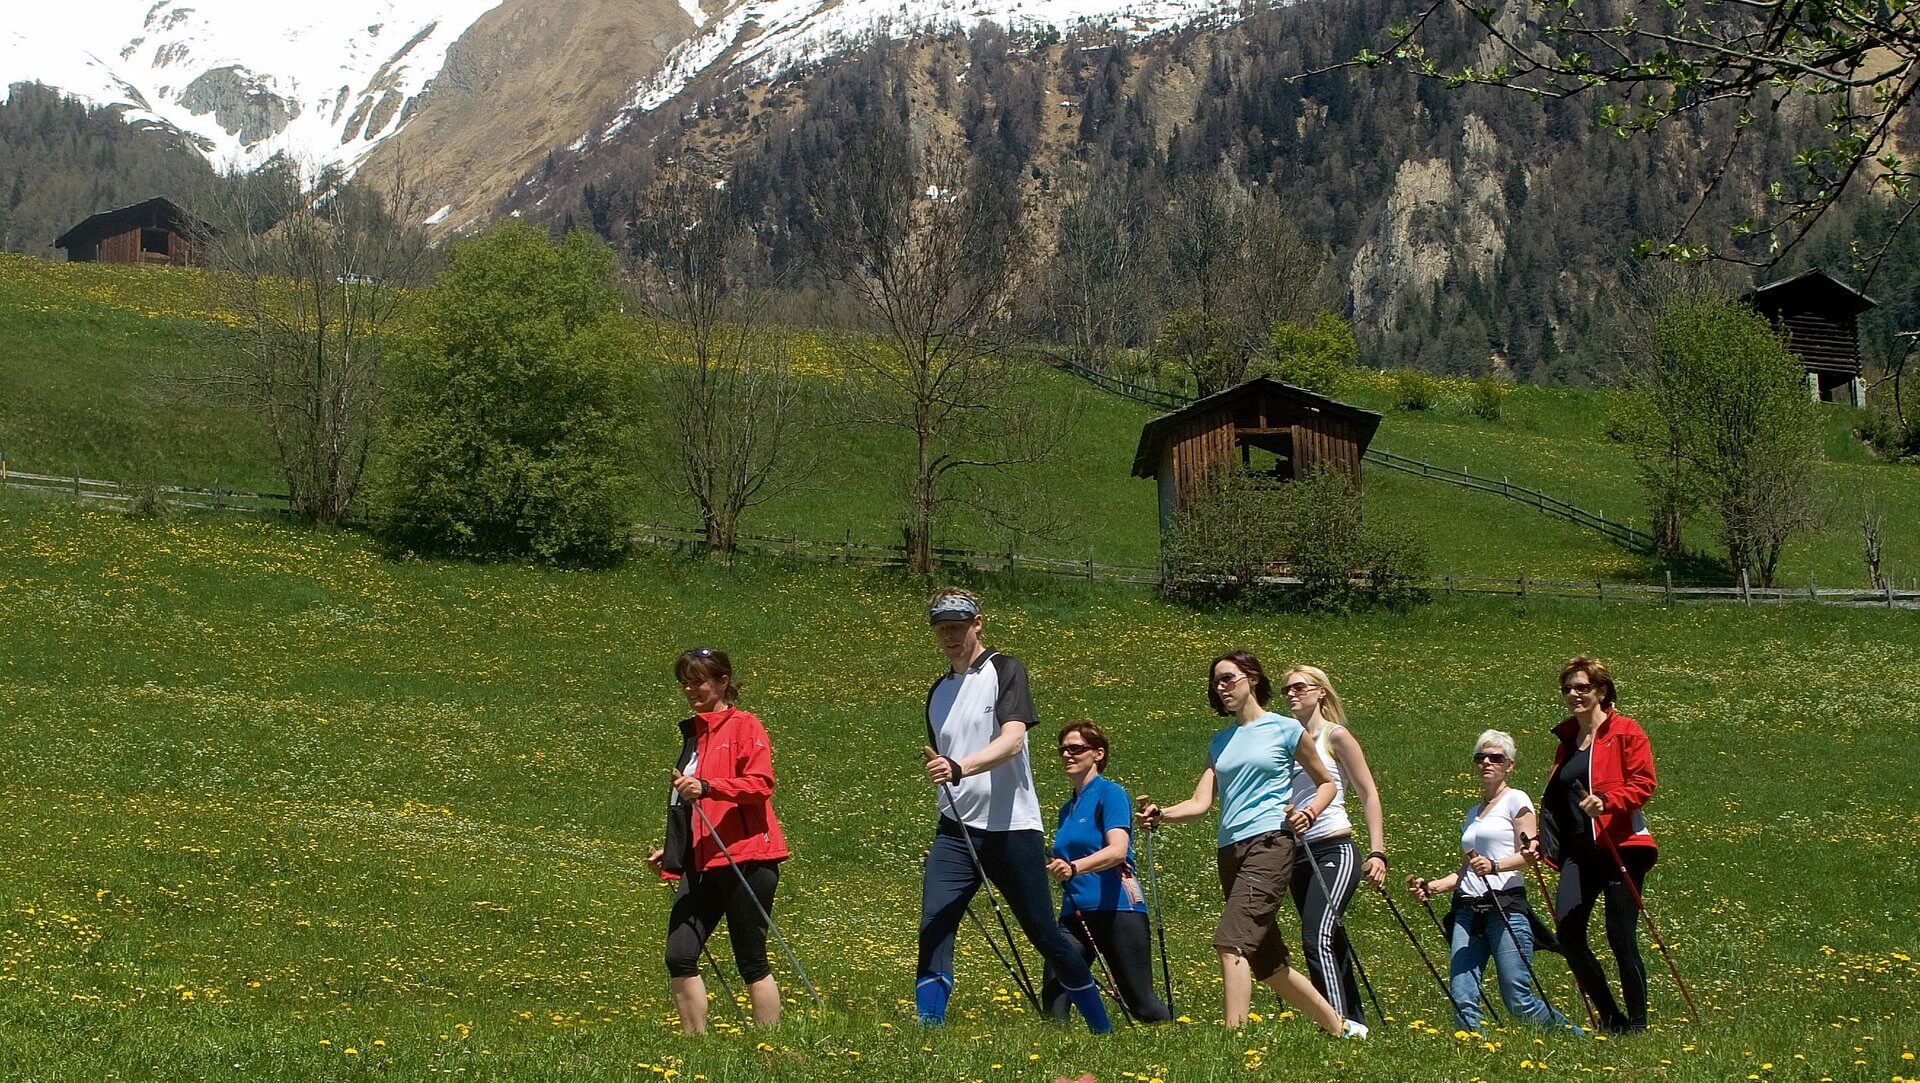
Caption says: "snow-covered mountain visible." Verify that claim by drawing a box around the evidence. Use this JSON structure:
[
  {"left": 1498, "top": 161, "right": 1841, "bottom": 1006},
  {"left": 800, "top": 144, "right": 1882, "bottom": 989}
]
[
  {"left": 613, "top": 0, "right": 1234, "bottom": 125},
  {"left": 1, "top": 1, "right": 503, "bottom": 172},
  {"left": 3, "top": 0, "right": 1236, "bottom": 222}
]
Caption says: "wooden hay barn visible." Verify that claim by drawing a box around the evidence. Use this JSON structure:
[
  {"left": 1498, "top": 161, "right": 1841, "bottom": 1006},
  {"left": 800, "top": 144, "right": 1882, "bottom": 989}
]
[
  {"left": 54, "top": 197, "right": 208, "bottom": 267},
  {"left": 1131, "top": 377, "right": 1383, "bottom": 531},
  {"left": 1743, "top": 268, "right": 1877, "bottom": 407}
]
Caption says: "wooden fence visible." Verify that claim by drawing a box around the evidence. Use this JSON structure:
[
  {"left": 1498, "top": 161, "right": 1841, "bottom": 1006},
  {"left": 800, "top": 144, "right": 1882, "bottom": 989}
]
[
  {"left": 1032, "top": 351, "right": 1193, "bottom": 410},
  {"left": 9, "top": 465, "right": 1909, "bottom": 608},
  {"left": 1433, "top": 569, "right": 1920, "bottom": 608},
  {"left": 1362, "top": 448, "right": 1658, "bottom": 552},
  {"left": 1, "top": 467, "right": 293, "bottom": 514},
  {"left": 632, "top": 523, "right": 1164, "bottom": 584}
]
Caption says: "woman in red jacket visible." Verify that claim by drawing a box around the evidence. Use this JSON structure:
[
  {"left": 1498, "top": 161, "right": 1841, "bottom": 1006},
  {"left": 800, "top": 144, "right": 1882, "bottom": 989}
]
[
  {"left": 1536, "top": 655, "right": 1657, "bottom": 1033},
  {"left": 647, "top": 647, "right": 790, "bottom": 1033}
]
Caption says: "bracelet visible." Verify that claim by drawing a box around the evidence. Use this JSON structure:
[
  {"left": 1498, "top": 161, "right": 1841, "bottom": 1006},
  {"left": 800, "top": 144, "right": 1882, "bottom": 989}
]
[
  {"left": 699, "top": 779, "right": 711, "bottom": 798},
  {"left": 1067, "top": 860, "right": 1078, "bottom": 878},
  {"left": 1368, "top": 850, "right": 1387, "bottom": 864}
]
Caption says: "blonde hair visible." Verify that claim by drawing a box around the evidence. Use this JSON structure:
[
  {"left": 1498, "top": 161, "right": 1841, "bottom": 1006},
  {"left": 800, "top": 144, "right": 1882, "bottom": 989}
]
[{"left": 1286, "top": 665, "right": 1348, "bottom": 728}]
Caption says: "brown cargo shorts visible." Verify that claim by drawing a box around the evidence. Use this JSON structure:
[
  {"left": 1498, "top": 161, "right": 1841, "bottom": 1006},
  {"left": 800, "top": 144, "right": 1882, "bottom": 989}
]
[{"left": 1213, "top": 829, "right": 1298, "bottom": 981}]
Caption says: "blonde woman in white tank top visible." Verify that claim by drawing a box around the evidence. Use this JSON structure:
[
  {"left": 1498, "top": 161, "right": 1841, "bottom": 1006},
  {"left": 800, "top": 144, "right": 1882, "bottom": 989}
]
[{"left": 1281, "top": 666, "right": 1387, "bottom": 1025}]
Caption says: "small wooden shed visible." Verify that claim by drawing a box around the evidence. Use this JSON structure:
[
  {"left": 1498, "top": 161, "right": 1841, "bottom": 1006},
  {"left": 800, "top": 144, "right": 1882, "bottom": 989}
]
[
  {"left": 1743, "top": 268, "right": 1877, "bottom": 406},
  {"left": 54, "top": 197, "right": 208, "bottom": 267},
  {"left": 1131, "top": 377, "right": 1383, "bottom": 531}
]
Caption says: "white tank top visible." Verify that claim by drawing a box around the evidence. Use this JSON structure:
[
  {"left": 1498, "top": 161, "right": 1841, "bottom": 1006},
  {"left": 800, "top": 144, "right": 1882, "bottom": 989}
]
[{"left": 1290, "top": 723, "right": 1354, "bottom": 843}]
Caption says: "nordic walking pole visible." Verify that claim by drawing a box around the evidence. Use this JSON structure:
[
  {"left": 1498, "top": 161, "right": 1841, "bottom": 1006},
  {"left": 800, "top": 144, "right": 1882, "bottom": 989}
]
[
  {"left": 701, "top": 942, "right": 748, "bottom": 1022},
  {"left": 1376, "top": 882, "right": 1472, "bottom": 1025},
  {"left": 1572, "top": 783, "right": 1702, "bottom": 1022},
  {"left": 1287, "top": 808, "right": 1386, "bottom": 1023},
  {"left": 1466, "top": 849, "right": 1564, "bottom": 1021},
  {"left": 1139, "top": 822, "right": 1176, "bottom": 1015},
  {"left": 1416, "top": 891, "right": 1502, "bottom": 1024},
  {"left": 683, "top": 780, "right": 825, "bottom": 1009},
  {"left": 1069, "top": 911, "right": 1136, "bottom": 1026},
  {"left": 924, "top": 748, "right": 1043, "bottom": 1013},
  {"left": 1520, "top": 831, "right": 1600, "bottom": 1029}
]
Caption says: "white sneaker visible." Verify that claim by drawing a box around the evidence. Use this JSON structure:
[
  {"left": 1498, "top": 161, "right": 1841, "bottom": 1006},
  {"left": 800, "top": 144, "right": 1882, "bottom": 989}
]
[{"left": 1338, "top": 1019, "right": 1369, "bottom": 1040}]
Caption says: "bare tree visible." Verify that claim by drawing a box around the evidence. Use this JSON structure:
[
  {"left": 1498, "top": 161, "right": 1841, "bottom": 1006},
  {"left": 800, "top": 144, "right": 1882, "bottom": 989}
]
[
  {"left": 1857, "top": 486, "right": 1887, "bottom": 590},
  {"left": 815, "top": 130, "right": 1076, "bottom": 574},
  {"left": 199, "top": 166, "right": 433, "bottom": 521},
  {"left": 1152, "top": 175, "right": 1326, "bottom": 395},
  {"left": 1051, "top": 174, "right": 1154, "bottom": 372},
  {"left": 628, "top": 176, "right": 804, "bottom": 555}
]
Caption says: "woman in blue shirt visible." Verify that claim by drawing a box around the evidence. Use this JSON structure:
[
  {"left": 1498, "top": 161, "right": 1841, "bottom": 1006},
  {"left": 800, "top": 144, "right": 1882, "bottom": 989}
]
[
  {"left": 1040, "top": 722, "right": 1172, "bottom": 1023},
  {"left": 1141, "top": 650, "right": 1365, "bottom": 1039}
]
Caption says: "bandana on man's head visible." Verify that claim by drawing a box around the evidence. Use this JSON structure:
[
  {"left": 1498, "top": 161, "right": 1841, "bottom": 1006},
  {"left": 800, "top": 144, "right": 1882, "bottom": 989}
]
[{"left": 928, "top": 595, "right": 980, "bottom": 625}]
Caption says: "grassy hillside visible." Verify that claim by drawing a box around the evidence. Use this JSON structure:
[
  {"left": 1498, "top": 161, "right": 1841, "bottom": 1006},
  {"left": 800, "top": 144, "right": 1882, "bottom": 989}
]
[
  {"left": 1, "top": 493, "right": 1915, "bottom": 1080},
  {"left": 4, "top": 253, "right": 1917, "bottom": 585}
]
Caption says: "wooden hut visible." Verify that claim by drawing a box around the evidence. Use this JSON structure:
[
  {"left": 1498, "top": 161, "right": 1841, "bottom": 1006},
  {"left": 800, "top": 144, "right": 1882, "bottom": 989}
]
[
  {"left": 1131, "top": 377, "right": 1382, "bottom": 531},
  {"left": 54, "top": 197, "right": 208, "bottom": 267},
  {"left": 1743, "top": 268, "right": 1877, "bottom": 406}
]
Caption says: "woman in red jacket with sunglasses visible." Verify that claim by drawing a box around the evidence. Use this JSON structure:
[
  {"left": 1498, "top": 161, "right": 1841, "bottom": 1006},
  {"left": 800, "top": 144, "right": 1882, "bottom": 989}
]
[
  {"left": 647, "top": 647, "right": 790, "bottom": 1034},
  {"left": 1535, "top": 655, "right": 1657, "bottom": 1033}
]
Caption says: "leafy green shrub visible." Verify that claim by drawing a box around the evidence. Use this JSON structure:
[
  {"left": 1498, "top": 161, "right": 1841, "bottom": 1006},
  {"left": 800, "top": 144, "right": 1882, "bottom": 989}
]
[
  {"left": 1267, "top": 312, "right": 1357, "bottom": 395},
  {"left": 1390, "top": 368, "right": 1439, "bottom": 411},
  {"left": 1469, "top": 373, "right": 1510, "bottom": 420},
  {"left": 370, "top": 223, "right": 637, "bottom": 567},
  {"left": 1856, "top": 409, "right": 1918, "bottom": 460},
  {"left": 1162, "top": 468, "right": 1430, "bottom": 611}
]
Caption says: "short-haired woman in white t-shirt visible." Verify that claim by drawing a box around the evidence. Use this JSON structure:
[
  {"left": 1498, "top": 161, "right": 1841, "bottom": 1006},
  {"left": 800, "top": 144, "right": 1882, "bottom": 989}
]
[{"left": 1407, "top": 730, "right": 1572, "bottom": 1032}]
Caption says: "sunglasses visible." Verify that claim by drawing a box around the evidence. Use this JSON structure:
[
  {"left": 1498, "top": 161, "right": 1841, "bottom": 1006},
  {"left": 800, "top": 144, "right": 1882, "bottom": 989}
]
[
  {"left": 1472, "top": 751, "right": 1508, "bottom": 765},
  {"left": 1282, "top": 681, "right": 1317, "bottom": 696},
  {"left": 1059, "top": 744, "right": 1095, "bottom": 758},
  {"left": 1212, "top": 673, "right": 1247, "bottom": 688},
  {"left": 1561, "top": 682, "right": 1596, "bottom": 696}
]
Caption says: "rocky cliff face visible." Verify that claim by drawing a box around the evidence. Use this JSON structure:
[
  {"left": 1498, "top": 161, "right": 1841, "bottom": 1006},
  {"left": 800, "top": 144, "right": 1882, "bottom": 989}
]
[
  {"left": 176, "top": 66, "right": 300, "bottom": 146},
  {"left": 354, "top": 0, "right": 695, "bottom": 233}
]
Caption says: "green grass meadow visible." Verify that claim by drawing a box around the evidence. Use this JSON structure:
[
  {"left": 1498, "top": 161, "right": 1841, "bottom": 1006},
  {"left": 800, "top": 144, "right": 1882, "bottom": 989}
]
[
  {"left": 2, "top": 493, "right": 1918, "bottom": 1081},
  {"left": 7, "top": 253, "right": 1920, "bottom": 586}
]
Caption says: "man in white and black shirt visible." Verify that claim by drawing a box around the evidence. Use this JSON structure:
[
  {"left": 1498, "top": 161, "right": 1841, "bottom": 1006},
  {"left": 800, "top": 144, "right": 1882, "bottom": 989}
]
[{"left": 915, "top": 588, "right": 1113, "bottom": 1033}]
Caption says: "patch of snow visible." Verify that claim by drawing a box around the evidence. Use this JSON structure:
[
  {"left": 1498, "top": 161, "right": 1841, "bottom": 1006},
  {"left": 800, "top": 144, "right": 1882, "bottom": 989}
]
[
  {"left": 1, "top": 1, "right": 505, "bottom": 174},
  {"left": 423, "top": 203, "right": 454, "bottom": 225}
]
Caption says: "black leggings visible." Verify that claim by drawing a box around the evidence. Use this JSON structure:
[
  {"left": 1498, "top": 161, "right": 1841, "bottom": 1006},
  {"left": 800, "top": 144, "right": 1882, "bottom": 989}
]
[
  {"left": 1555, "top": 846, "right": 1655, "bottom": 1029},
  {"left": 1043, "top": 910, "right": 1173, "bottom": 1023},
  {"left": 664, "top": 861, "right": 780, "bottom": 982},
  {"left": 1289, "top": 836, "right": 1365, "bottom": 1023}
]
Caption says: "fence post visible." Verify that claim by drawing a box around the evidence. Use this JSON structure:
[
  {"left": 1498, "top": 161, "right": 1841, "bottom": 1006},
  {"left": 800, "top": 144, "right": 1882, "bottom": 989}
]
[
  {"left": 1519, "top": 573, "right": 1529, "bottom": 597},
  {"left": 1447, "top": 566, "right": 1455, "bottom": 596},
  {"left": 843, "top": 528, "right": 852, "bottom": 564},
  {"left": 1086, "top": 548, "right": 1095, "bottom": 581},
  {"left": 1739, "top": 568, "right": 1751, "bottom": 605},
  {"left": 1596, "top": 580, "right": 1603, "bottom": 602},
  {"left": 1889, "top": 579, "right": 1897, "bottom": 609},
  {"left": 214, "top": 481, "right": 224, "bottom": 511},
  {"left": 1808, "top": 571, "right": 1817, "bottom": 603},
  {"left": 1007, "top": 544, "right": 1016, "bottom": 573},
  {"left": 74, "top": 468, "right": 81, "bottom": 496}
]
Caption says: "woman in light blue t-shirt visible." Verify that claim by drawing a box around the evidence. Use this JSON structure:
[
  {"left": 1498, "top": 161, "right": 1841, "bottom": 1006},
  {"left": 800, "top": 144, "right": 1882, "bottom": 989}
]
[{"left": 1139, "top": 650, "right": 1364, "bottom": 1039}]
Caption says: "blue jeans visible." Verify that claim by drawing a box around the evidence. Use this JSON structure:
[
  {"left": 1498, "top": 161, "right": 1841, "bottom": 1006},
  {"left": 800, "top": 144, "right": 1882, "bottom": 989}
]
[{"left": 1448, "top": 906, "right": 1570, "bottom": 1031}]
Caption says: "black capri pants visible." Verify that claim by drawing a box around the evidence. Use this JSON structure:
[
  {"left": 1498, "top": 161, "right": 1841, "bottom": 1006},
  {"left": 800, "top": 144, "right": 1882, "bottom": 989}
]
[{"left": 664, "top": 861, "right": 780, "bottom": 982}]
